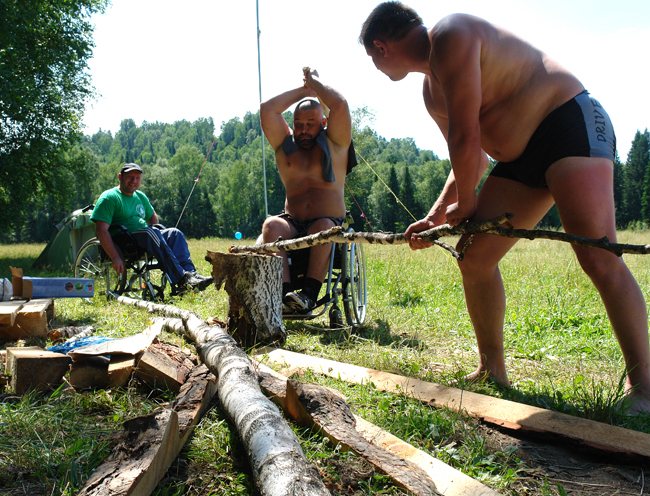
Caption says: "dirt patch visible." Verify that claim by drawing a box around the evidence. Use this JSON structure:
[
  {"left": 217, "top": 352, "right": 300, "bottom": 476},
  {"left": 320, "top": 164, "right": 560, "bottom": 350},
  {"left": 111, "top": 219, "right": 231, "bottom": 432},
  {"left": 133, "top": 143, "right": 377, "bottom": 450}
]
[{"left": 478, "top": 422, "right": 650, "bottom": 495}]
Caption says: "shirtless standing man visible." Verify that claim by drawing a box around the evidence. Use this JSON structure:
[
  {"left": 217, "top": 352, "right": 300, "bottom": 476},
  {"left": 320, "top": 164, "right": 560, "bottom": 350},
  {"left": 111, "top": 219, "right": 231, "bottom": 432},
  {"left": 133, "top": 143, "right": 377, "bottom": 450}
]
[
  {"left": 261, "top": 69, "right": 354, "bottom": 313},
  {"left": 361, "top": 1, "right": 650, "bottom": 413}
]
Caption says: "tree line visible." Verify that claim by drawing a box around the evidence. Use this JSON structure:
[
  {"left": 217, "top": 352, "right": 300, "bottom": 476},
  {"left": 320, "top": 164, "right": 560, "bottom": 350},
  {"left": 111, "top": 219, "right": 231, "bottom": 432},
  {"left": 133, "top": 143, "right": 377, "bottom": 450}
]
[{"left": 6, "top": 111, "right": 650, "bottom": 245}]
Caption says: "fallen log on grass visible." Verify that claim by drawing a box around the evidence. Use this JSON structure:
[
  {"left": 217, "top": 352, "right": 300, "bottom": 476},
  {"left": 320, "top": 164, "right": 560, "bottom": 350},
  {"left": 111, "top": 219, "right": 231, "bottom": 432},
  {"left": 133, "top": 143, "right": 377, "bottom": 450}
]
[
  {"left": 254, "top": 347, "right": 650, "bottom": 460},
  {"left": 230, "top": 213, "right": 650, "bottom": 260},
  {"left": 257, "top": 362, "right": 501, "bottom": 496},
  {"left": 78, "top": 364, "right": 217, "bottom": 496},
  {"left": 110, "top": 293, "right": 329, "bottom": 496}
]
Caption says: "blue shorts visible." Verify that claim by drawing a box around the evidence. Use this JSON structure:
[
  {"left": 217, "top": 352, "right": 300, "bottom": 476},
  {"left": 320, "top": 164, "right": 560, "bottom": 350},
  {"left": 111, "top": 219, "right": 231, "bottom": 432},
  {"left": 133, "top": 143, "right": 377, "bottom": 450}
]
[
  {"left": 277, "top": 213, "right": 344, "bottom": 237},
  {"left": 490, "top": 90, "right": 616, "bottom": 188}
]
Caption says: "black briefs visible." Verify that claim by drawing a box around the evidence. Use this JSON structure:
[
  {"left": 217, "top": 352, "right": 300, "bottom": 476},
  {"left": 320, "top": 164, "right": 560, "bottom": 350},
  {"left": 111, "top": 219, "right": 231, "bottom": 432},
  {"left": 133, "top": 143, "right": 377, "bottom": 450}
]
[
  {"left": 489, "top": 90, "right": 616, "bottom": 188},
  {"left": 278, "top": 212, "right": 345, "bottom": 238}
]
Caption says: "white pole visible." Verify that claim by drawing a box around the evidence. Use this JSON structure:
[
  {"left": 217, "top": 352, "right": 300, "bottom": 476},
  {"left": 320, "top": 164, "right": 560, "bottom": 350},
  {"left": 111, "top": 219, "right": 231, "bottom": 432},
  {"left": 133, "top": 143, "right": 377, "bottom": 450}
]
[{"left": 257, "top": 0, "right": 269, "bottom": 218}]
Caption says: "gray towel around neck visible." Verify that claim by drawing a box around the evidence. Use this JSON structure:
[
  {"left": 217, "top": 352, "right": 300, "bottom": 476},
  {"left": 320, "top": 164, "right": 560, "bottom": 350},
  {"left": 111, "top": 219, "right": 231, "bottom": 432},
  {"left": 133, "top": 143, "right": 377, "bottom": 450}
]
[{"left": 281, "top": 130, "right": 358, "bottom": 182}]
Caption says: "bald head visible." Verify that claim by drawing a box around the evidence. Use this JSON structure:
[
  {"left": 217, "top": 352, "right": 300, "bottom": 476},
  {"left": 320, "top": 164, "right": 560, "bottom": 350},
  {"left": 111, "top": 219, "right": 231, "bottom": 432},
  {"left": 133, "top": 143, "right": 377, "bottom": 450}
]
[{"left": 294, "top": 98, "right": 323, "bottom": 117}]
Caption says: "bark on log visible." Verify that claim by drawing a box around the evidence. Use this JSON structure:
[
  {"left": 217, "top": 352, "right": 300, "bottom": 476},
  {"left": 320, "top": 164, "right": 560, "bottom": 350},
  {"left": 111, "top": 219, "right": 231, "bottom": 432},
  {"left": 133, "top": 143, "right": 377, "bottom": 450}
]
[
  {"left": 205, "top": 250, "right": 285, "bottom": 347},
  {"left": 110, "top": 293, "right": 329, "bottom": 496},
  {"left": 230, "top": 212, "right": 650, "bottom": 259},
  {"left": 258, "top": 366, "right": 440, "bottom": 495},
  {"left": 78, "top": 364, "right": 217, "bottom": 496}
]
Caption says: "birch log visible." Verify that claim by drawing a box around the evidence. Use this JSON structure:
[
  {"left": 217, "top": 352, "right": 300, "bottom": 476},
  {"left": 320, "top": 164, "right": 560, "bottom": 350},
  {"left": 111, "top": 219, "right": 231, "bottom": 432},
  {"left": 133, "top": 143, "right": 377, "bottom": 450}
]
[
  {"left": 205, "top": 250, "right": 285, "bottom": 347},
  {"left": 110, "top": 293, "right": 329, "bottom": 496},
  {"left": 230, "top": 212, "right": 650, "bottom": 259}
]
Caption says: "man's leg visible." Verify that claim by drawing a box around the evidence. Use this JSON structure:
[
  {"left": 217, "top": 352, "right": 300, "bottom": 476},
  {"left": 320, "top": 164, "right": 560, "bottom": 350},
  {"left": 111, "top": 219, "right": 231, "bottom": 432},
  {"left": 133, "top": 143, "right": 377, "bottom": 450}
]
[
  {"left": 262, "top": 215, "right": 298, "bottom": 290},
  {"left": 547, "top": 157, "right": 650, "bottom": 414},
  {"left": 457, "top": 176, "right": 555, "bottom": 386},
  {"left": 131, "top": 227, "right": 186, "bottom": 285},
  {"left": 160, "top": 228, "right": 196, "bottom": 273}
]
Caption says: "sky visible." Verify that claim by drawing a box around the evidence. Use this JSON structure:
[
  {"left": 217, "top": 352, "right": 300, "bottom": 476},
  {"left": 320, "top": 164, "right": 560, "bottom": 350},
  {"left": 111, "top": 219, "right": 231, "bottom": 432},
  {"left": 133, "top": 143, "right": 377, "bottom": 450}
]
[{"left": 83, "top": 0, "right": 650, "bottom": 161}]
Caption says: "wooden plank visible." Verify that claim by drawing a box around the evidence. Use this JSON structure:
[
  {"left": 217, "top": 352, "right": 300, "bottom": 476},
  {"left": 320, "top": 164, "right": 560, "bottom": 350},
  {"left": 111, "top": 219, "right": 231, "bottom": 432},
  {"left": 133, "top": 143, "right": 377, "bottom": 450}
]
[
  {"left": 253, "top": 348, "right": 650, "bottom": 459},
  {"left": 354, "top": 417, "right": 501, "bottom": 496},
  {"left": 16, "top": 298, "right": 52, "bottom": 319},
  {"left": 0, "top": 301, "right": 24, "bottom": 326}
]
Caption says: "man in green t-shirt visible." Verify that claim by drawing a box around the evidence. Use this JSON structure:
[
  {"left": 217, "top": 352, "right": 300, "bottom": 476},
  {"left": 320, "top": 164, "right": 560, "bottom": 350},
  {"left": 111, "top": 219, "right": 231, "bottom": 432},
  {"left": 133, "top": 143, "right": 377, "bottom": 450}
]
[{"left": 90, "top": 163, "right": 212, "bottom": 291}]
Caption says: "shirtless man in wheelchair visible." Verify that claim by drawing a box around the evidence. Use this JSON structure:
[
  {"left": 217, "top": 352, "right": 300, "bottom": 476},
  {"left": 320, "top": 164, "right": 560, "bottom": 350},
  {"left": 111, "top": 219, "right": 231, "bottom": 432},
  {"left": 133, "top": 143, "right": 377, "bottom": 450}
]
[
  {"left": 90, "top": 163, "right": 212, "bottom": 293},
  {"left": 261, "top": 69, "right": 356, "bottom": 314}
]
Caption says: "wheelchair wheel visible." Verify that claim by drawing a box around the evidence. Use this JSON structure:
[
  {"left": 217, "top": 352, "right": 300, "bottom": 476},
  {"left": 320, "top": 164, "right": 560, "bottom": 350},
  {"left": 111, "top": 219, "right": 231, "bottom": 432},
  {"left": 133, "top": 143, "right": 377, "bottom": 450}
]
[
  {"left": 141, "top": 263, "right": 168, "bottom": 302},
  {"left": 74, "top": 238, "right": 126, "bottom": 297},
  {"left": 342, "top": 242, "right": 367, "bottom": 327}
]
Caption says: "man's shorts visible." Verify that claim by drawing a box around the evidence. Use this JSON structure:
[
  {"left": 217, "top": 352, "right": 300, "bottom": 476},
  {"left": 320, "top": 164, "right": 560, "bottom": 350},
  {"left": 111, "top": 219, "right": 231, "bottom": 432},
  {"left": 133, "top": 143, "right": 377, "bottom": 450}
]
[
  {"left": 277, "top": 212, "right": 345, "bottom": 238},
  {"left": 489, "top": 90, "right": 616, "bottom": 188}
]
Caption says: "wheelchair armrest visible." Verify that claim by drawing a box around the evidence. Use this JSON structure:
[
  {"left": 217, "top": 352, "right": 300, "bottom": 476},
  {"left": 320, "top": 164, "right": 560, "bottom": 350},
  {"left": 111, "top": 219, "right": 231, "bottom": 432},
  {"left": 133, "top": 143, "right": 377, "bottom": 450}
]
[{"left": 110, "top": 224, "right": 130, "bottom": 234}]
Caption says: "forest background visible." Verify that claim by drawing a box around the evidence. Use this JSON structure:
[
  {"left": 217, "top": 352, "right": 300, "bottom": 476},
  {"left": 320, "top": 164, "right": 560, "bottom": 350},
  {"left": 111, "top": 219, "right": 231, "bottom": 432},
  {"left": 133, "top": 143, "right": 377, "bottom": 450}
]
[{"left": 6, "top": 112, "right": 650, "bottom": 246}]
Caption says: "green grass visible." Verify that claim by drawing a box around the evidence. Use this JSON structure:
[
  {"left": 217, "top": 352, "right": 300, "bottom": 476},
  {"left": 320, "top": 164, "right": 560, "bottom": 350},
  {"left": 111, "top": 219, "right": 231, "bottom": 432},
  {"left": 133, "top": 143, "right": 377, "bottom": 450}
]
[{"left": 1, "top": 231, "right": 649, "bottom": 495}]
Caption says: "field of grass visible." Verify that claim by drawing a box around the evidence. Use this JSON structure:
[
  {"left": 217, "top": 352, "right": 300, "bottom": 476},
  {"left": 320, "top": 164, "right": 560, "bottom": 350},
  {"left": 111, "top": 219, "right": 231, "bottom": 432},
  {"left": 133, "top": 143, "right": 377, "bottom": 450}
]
[{"left": 1, "top": 231, "right": 649, "bottom": 495}]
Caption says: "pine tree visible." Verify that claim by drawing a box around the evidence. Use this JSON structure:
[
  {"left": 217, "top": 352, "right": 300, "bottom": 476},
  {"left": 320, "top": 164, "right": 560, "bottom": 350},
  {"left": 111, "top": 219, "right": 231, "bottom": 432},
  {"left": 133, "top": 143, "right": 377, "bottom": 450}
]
[
  {"left": 623, "top": 130, "right": 650, "bottom": 225},
  {"left": 398, "top": 166, "right": 418, "bottom": 232}
]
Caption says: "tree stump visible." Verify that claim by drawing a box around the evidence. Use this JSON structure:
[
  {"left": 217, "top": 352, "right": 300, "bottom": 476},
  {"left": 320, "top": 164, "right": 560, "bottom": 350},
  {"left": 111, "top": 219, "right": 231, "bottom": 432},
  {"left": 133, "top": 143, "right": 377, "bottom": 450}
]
[{"left": 206, "top": 251, "right": 285, "bottom": 348}]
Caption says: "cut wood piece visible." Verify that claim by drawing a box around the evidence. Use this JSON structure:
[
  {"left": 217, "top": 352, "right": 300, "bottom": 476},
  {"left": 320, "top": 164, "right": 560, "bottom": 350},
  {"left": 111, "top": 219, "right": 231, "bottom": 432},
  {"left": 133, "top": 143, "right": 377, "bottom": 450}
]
[
  {"left": 4, "top": 346, "right": 41, "bottom": 373},
  {"left": 9, "top": 348, "right": 71, "bottom": 394},
  {"left": 108, "top": 354, "right": 136, "bottom": 388},
  {"left": 205, "top": 250, "right": 285, "bottom": 348},
  {"left": 0, "top": 299, "right": 53, "bottom": 340},
  {"left": 113, "top": 294, "right": 330, "bottom": 496},
  {"left": 69, "top": 356, "right": 110, "bottom": 389},
  {"left": 258, "top": 365, "right": 439, "bottom": 496},
  {"left": 78, "top": 363, "right": 218, "bottom": 496},
  {"left": 254, "top": 348, "right": 650, "bottom": 459},
  {"left": 135, "top": 342, "right": 196, "bottom": 392},
  {"left": 0, "top": 301, "right": 24, "bottom": 326}
]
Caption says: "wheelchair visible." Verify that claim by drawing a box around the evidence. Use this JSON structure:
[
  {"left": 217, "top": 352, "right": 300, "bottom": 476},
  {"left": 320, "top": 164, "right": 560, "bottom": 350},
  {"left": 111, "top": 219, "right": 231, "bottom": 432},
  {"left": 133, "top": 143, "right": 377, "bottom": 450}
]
[
  {"left": 74, "top": 225, "right": 172, "bottom": 302},
  {"left": 266, "top": 213, "right": 368, "bottom": 329}
]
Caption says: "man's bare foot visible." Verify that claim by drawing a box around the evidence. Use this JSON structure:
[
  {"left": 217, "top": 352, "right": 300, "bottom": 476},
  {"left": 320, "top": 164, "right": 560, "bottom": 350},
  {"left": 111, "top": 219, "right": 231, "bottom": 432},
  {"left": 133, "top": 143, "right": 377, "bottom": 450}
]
[
  {"left": 451, "top": 368, "right": 511, "bottom": 389},
  {"left": 618, "top": 390, "right": 650, "bottom": 416}
]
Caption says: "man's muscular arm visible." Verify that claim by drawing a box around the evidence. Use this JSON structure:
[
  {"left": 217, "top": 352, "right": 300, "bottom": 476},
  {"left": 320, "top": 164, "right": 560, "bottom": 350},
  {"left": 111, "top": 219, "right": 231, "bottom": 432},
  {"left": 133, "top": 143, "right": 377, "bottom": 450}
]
[
  {"left": 260, "top": 86, "right": 314, "bottom": 150},
  {"left": 430, "top": 16, "right": 484, "bottom": 225},
  {"left": 303, "top": 69, "right": 351, "bottom": 149}
]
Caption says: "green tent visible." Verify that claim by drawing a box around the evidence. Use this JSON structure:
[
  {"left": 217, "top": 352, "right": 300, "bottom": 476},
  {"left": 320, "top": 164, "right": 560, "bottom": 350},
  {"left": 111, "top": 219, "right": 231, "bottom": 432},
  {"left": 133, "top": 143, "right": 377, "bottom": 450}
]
[{"left": 33, "top": 205, "right": 97, "bottom": 272}]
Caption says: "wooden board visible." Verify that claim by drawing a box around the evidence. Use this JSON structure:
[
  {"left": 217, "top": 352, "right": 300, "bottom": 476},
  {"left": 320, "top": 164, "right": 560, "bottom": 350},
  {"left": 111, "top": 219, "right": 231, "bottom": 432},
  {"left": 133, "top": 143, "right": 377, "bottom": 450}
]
[
  {"left": 0, "top": 301, "right": 24, "bottom": 326},
  {"left": 254, "top": 348, "right": 650, "bottom": 459},
  {"left": 0, "top": 299, "right": 53, "bottom": 339}
]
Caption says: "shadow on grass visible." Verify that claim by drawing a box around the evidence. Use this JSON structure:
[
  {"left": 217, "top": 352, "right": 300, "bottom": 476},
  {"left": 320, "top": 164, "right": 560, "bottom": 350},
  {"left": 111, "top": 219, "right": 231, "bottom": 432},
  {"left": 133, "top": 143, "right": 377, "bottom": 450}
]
[{"left": 284, "top": 318, "right": 428, "bottom": 351}]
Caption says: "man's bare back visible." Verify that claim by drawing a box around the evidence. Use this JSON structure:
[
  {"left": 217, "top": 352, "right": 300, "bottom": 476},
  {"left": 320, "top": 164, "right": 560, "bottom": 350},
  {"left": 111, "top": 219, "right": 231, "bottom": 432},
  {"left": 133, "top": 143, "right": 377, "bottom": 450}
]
[{"left": 423, "top": 14, "right": 585, "bottom": 163}]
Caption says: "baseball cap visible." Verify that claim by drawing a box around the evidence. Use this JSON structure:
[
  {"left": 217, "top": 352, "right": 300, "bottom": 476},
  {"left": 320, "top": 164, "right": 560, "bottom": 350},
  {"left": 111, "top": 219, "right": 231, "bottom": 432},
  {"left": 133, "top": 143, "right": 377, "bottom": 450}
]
[{"left": 120, "top": 163, "right": 143, "bottom": 174}]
